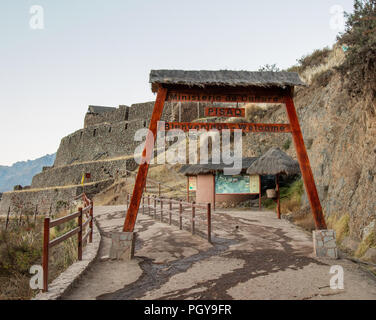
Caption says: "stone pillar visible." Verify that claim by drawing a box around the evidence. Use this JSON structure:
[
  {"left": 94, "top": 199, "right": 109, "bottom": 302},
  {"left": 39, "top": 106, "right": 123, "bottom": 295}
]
[
  {"left": 313, "top": 230, "right": 338, "bottom": 259},
  {"left": 110, "top": 232, "right": 136, "bottom": 260}
]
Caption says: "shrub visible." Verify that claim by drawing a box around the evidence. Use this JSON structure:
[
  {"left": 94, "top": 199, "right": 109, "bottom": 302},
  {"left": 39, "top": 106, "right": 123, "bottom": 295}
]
[
  {"left": 282, "top": 139, "right": 291, "bottom": 151},
  {"left": 337, "top": 0, "right": 376, "bottom": 95}
]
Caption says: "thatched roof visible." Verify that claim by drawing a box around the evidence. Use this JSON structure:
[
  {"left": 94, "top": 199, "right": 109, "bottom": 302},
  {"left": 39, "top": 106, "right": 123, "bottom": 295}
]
[
  {"left": 88, "top": 105, "right": 117, "bottom": 114},
  {"left": 246, "top": 147, "right": 300, "bottom": 176},
  {"left": 150, "top": 70, "right": 306, "bottom": 92},
  {"left": 180, "top": 157, "right": 258, "bottom": 176}
]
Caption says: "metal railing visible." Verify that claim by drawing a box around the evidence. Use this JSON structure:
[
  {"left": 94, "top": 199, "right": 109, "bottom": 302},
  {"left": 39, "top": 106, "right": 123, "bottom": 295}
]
[
  {"left": 126, "top": 193, "right": 211, "bottom": 243},
  {"left": 42, "top": 194, "right": 94, "bottom": 292}
]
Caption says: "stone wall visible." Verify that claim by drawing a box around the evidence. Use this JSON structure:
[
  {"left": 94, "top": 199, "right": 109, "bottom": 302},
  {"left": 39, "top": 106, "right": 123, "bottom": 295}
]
[
  {"left": 0, "top": 179, "right": 114, "bottom": 216},
  {"left": 55, "top": 101, "right": 214, "bottom": 167},
  {"left": 31, "top": 158, "right": 134, "bottom": 188},
  {"left": 84, "top": 105, "right": 129, "bottom": 128}
]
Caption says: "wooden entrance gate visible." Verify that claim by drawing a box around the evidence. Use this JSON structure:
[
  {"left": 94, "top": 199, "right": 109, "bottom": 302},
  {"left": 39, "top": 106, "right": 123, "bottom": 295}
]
[{"left": 123, "top": 70, "right": 327, "bottom": 233}]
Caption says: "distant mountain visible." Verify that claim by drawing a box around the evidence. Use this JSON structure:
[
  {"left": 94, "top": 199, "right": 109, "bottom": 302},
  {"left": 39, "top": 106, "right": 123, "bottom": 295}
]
[{"left": 0, "top": 154, "right": 56, "bottom": 193}]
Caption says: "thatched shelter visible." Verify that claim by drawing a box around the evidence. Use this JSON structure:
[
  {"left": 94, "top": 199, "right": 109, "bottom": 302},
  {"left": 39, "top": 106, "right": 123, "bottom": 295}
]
[
  {"left": 179, "top": 157, "right": 260, "bottom": 208},
  {"left": 150, "top": 70, "right": 306, "bottom": 92},
  {"left": 246, "top": 147, "right": 300, "bottom": 219},
  {"left": 180, "top": 157, "right": 258, "bottom": 176},
  {"left": 246, "top": 147, "right": 300, "bottom": 176}
]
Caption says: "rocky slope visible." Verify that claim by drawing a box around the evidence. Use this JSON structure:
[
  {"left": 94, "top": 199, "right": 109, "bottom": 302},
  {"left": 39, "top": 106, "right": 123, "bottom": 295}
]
[{"left": 242, "top": 66, "right": 376, "bottom": 242}]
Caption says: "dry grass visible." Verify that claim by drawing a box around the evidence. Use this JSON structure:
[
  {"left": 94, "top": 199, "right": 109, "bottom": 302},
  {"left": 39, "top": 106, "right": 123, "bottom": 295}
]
[
  {"left": 355, "top": 232, "right": 376, "bottom": 258},
  {"left": 327, "top": 213, "right": 350, "bottom": 244},
  {"left": 0, "top": 206, "right": 83, "bottom": 299},
  {"left": 295, "top": 45, "right": 345, "bottom": 85},
  {"left": 290, "top": 208, "right": 316, "bottom": 232}
]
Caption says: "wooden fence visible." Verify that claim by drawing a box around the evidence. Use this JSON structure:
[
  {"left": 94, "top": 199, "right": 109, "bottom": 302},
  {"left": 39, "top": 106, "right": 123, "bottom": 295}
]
[
  {"left": 126, "top": 193, "right": 211, "bottom": 243},
  {"left": 42, "top": 194, "right": 93, "bottom": 292}
]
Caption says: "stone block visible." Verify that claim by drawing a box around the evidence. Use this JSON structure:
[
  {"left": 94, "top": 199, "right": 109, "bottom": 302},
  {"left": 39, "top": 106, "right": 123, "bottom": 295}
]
[
  {"left": 313, "top": 230, "right": 339, "bottom": 259},
  {"left": 110, "top": 232, "right": 136, "bottom": 260}
]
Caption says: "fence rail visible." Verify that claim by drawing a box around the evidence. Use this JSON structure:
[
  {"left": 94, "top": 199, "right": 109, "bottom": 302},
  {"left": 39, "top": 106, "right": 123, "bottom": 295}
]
[
  {"left": 42, "top": 193, "right": 94, "bottom": 292},
  {"left": 126, "top": 193, "right": 211, "bottom": 243}
]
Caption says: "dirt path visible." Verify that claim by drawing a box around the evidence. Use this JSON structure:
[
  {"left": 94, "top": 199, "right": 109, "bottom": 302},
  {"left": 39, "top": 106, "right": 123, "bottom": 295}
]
[{"left": 62, "top": 206, "right": 376, "bottom": 300}]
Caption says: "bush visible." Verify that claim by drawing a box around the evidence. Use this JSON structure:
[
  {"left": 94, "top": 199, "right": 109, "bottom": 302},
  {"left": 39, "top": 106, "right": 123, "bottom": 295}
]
[
  {"left": 337, "top": 0, "right": 376, "bottom": 95},
  {"left": 282, "top": 139, "right": 291, "bottom": 151}
]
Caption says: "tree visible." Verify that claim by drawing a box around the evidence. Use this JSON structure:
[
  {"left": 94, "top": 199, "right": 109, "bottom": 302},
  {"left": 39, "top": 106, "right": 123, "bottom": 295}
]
[{"left": 338, "top": 0, "right": 376, "bottom": 94}]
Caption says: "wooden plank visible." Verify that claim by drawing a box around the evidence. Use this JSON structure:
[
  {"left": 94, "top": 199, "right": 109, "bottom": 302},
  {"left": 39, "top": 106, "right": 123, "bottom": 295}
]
[
  {"left": 163, "top": 122, "right": 291, "bottom": 133},
  {"left": 49, "top": 211, "right": 80, "bottom": 228},
  {"left": 164, "top": 85, "right": 288, "bottom": 103},
  {"left": 284, "top": 95, "right": 327, "bottom": 230},
  {"left": 204, "top": 107, "right": 245, "bottom": 118},
  {"left": 83, "top": 228, "right": 92, "bottom": 243},
  {"left": 49, "top": 227, "right": 80, "bottom": 248},
  {"left": 123, "top": 87, "right": 168, "bottom": 232}
]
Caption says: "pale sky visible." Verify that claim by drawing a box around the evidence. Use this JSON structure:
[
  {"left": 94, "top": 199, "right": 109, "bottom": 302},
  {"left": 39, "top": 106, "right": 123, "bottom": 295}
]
[{"left": 0, "top": 0, "right": 354, "bottom": 166}]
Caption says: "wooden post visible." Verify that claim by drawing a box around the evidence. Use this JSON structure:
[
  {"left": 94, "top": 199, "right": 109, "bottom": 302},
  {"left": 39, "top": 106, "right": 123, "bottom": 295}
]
[
  {"left": 259, "top": 175, "right": 262, "bottom": 210},
  {"left": 160, "top": 199, "right": 163, "bottom": 222},
  {"left": 191, "top": 201, "right": 196, "bottom": 235},
  {"left": 123, "top": 87, "right": 168, "bottom": 232},
  {"left": 154, "top": 196, "right": 157, "bottom": 219},
  {"left": 42, "top": 217, "right": 50, "bottom": 292},
  {"left": 213, "top": 175, "right": 216, "bottom": 210},
  {"left": 148, "top": 195, "right": 151, "bottom": 216},
  {"left": 169, "top": 200, "right": 172, "bottom": 225},
  {"left": 158, "top": 183, "right": 161, "bottom": 197},
  {"left": 179, "top": 200, "right": 183, "bottom": 230},
  {"left": 187, "top": 176, "right": 190, "bottom": 202},
  {"left": 207, "top": 203, "right": 211, "bottom": 243},
  {"left": 276, "top": 174, "right": 281, "bottom": 219},
  {"left": 34, "top": 205, "right": 38, "bottom": 225},
  {"left": 5, "top": 207, "right": 10, "bottom": 230},
  {"left": 142, "top": 195, "right": 145, "bottom": 215},
  {"left": 285, "top": 95, "right": 327, "bottom": 230},
  {"left": 78, "top": 208, "right": 83, "bottom": 261},
  {"left": 89, "top": 200, "right": 93, "bottom": 243},
  {"left": 126, "top": 193, "right": 129, "bottom": 208}
]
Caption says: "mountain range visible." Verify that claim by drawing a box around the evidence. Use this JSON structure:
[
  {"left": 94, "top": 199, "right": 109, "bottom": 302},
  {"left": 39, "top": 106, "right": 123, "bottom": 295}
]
[{"left": 0, "top": 154, "right": 56, "bottom": 193}]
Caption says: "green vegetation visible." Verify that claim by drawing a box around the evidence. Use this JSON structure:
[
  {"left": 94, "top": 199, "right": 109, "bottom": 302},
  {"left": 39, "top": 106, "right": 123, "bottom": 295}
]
[
  {"left": 282, "top": 139, "right": 291, "bottom": 151},
  {"left": 262, "top": 178, "right": 304, "bottom": 214},
  {"left": 338, "top": 0, "right": 376, "bottom": 94}
]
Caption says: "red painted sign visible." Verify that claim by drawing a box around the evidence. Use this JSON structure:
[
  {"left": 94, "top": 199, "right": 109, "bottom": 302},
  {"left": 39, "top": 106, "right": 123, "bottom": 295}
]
[
  {"left": 162, "top": 122, "right": 291, "bottom": 133},
  {"left": 205, "top": 107, "right": 245, "bottom": 118},
  {"left": 166, "top": 91, "right": 284, "bottom": 103}
]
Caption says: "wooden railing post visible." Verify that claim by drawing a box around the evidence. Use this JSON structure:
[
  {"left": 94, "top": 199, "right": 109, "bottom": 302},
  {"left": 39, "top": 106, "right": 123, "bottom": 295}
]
[
  {"left": 179, "top": 200, "right": 183, "bottom": 230},
  {"left": 148, "top": 195, "right": 151, "bottom": 216},
  {"left": 89, "top": 200, "right": 93, "bottom": 243},
  {"left": 191, "top": 202, "right": 196, "bottom": 235},
  {"left": 126, "top": 193, "right": 129, "bottom": 208},
  {"left": 160, "top": 199, "right": 163, "bottom": 222},
  {"left": 169, "top": 200, "right": 172, "bottom": 225},
  {"left": 78, "top": 208, "right": 83, "bottom": 261},
  {"left": 158, "top": 183, "right": 161, "bottom": 197},
  {"left": 42, "top": 217, "right": 50, "bottom": 292},
  {"left": 153, "top": 196, "right": 157, "bottom": 219},
  {"left": 142, "top": 195, "right": 145, "bottom": 215},
  {"left": 207, "top": 203, "right": 211, "bottom": 243}
]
